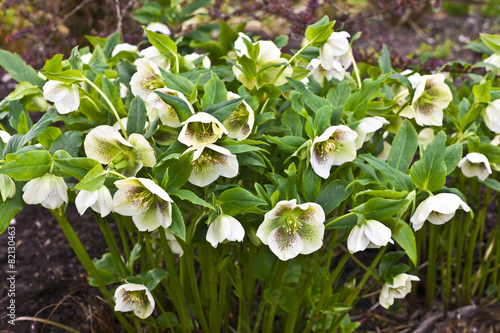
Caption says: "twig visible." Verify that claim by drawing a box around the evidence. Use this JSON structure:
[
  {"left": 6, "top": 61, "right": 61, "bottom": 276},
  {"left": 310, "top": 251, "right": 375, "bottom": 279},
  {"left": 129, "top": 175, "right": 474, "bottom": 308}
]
[
  {"left": 46, "top": 0, "right": 94, "bottom": 45},
  {"left": 114, "top": 0, "right": 123, "bottom": 37}
]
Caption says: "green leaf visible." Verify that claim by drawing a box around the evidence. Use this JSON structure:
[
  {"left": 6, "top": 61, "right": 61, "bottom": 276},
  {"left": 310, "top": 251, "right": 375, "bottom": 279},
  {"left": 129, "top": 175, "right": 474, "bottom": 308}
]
[
  {"left": 480, "top": 33, "right": 500, "bottom": 54},
  {"left": 344, "top": 76, "right": 385, "bottom": 119},
  {"left": 160, "top": 152, "right": 194, "bottom": 191},
  {"left": 392, "top": 222, "right": 417, "bottom": 266},
  {"left": 378, "top": 44, "right": 392, "bottom": 74},
  {"left": 75, "top": 164, "right": 107, "bottom": 191},
  {"left": 145, "top": 29, "right": 177, "bottom": 56},
  {"left": 170, "top": 201, "right": 186, "bottom": 241},
  {"left": 103, "top": 31, "right": 121, "bottom": 58},
  {"left": 410, "top": 131, "right": 447, "bottom": 191},
  {"left": 42, "top": 70, "right": 85, "bottom": 84},
  {"left": 170, "top": 189, "right": 214, "bottom": 210},
  {"left": 4, "top": 113, "right": 55, "bottom": 157},
  {"left": 360, "top": 154, "right": 414, "bottom": 192},
  {"left": 155, "top": 90, "right": 193, "bottom": 123},
  {"left": 302, "top": 167, "right": 321, "bottom": 202},
  {"left": 201, "top": 71, "right": 227, "bottom": 109},
  {"left": 315, "top": 180, "right": 352, "bottom": 215},
  {"left": 0, "top": 50, "right": 45, "bottom": 86},
  {"left": 42, "top": 54, "right": 64, "bottom": 73},
  {"left": 482, "top": 178, "right": 500, "bottom": 192},
  {"left": 0, "top": 183, "right": 24, "bottom": 234},
  {"left": 69, "top": 46, "right": 83, "bottom": 71},
  {"left": 53, "top": 151, "right": 100, "bottom": 180},
  {"left": 144, "top": 268, "right": 168, "bottom": 291},
  {"left": 472, "top": 80, "right": 491, "bottom": 103},
  {"left": 0, "top": 150, "right": 53, "bottom": 180},
  {"left": 5, "top": 82, "right": 41, "bottom": 101},
  {"left": 127, "top": 96, "right": 147, "bottom": 135},
  {"left": 49, "top": 131, "right": 83, "bottom": 157},
  {"left": 218, "top": 187, "right": 266, "bottom": 216},
  {"left": 313, "top": 105, "right": 332, "bottom": 136},
  {"left": 160, "top": 71, "right": 196, "bottom": 97},
  {"left": 37, "top": 127, "right": 62, "bottom": 149},
  {"left": 326, "top": 81, "right": 350, "bottom": 108},
  {"left": 387, "top": 119, "right": 418, "bottom": 172},
  {"left": 278, "top": 287, "right": 298, "bottom": 314},
  {"left": 305, "top": 16, "right": 335, "bottom": 45},
  {"left": 200, "top": 98, "right": 243, "bottom": 122},
  {"left": 351, "top": 197, "right": 409, "bottom": 221},
  {"left": 444, "top": 143, "right": 463, "bottom": 174}
]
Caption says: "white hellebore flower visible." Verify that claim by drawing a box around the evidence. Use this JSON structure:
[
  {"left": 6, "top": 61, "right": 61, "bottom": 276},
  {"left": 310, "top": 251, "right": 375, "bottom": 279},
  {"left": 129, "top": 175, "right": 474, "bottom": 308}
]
[
  {"left": 347, "top": 219, "right": 394, "bottom": 253},
  {"left": 75, "top": 185, "right": 114, "bottom": 217},
  {"left": 187, "top": 144, "right": 239, "bottom": 187},
  {"left": 233, "top": 33, "right": 292, "bottom": 89},
  {"left": 165, "top": 228, "right": 183, "bottom": 256},
  {"left": 206, "top": 214, "right": 245, "bottom": 248},
  {"left": 354, "top": 116, "right": 389, "bottom": 149},
  {"left": 184, "top": 52, "right": 211, "bottom": 69},
  {"left": 319, "top": 31, "right": 350, "bottom": 71},
  {"left": 111, "top": 43, "right": 138, "bottom": 57},
  {"left": 307, "top": 55, "right": 351, "bottom": 85},
  {"left": 43, "top": 80, "right": 80, "bottom": 114},
  {"left": 0, "top": 174, "right": 16, "bottom": 201},
  {"left": 22, "top": 174, "right": 68, "bottom": 210},
  {"left": 0, "top": 130, "right": 11, "bottom": 144},
  {"left": 223, "top": 92, "right": 255, "bottom": 141},
  {"left": 311, "top": 125, "right": 358, "bottom": 179},
  {"left": 80, "top": 53, "right": 92, "bottom": 65},
  {"left": 417, "top": 127, "right": 436, "bottom": 149},
  {"left": 130, "top": 58, "right": 165, "bottom": 100},
  {"left": 484, "top": 53, "right": 500, "bottom": 75},
  {"left": 113, "top": 177, "right": 173, "bottom": 232},
  {"left": 410, "top": 193, "right": 470, "bottom": 231},
  {"left": 140, "top": 46, "right": 170, "bottom": 70},
  {"left": 146, "top": 87, "right": 194, "bottom": 128},
  {"left": 146, "top": 22, "right": 171, "bottom": 36},
  {"left": 484, "top": 99, "right": 500, "bottom": 133},
  {"left": 84, "top": 125, "right": 155, "bottom": 177},
  {"left": 458, "top": 152, "right": 492, "bottom": 181},
  {"left": 257, "top": 199, "right": 325, "bottom": 261},
  {"left": 178, "top": 112, "right": 228, "bottom": 148},
  {"left": 400, "top": 74, "right": 452, "bottom": 126},
  {"left": 114, "top": 283, "right": 155, "bottom": 319},
  {"left": 379, "top": 273, "right": 420, "bottom": 309}
]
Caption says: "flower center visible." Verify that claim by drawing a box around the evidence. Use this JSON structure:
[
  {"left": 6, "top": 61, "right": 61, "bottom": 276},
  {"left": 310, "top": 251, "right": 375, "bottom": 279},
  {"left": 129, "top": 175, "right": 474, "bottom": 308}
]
[
  {"left": 142, "top": 76, "right": 164, "bottom": 92},
  {"left": 419, "top": 92, "right": 435, "bottom": 106},
  {"left": 283, "top": 215, "right": 302, "bottom": 234},
  {"left": 123, "top": 289, "right": 148, "bottom": 306},
  {"left": 188, "top": 122, "right": 221, "bottom": 143},
  {"left": 315, "top": 138, "right": 342, "bottom": 159}
]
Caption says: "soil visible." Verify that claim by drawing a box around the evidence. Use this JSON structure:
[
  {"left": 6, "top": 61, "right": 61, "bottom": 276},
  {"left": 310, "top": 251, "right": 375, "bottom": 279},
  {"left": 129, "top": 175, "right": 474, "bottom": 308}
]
[{"left": 0, "top": 5, "right": 500, "bottom": 333}]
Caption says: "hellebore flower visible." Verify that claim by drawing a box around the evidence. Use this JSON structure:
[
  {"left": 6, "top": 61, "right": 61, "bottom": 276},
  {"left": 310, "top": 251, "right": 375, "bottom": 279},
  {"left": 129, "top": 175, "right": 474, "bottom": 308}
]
[
  {"left": 75, "top": 185, "right": 114, "bottom": 217},
  {"left": 223, "top": 92, "right": 255, "bottom": 141},
  {"left": 84, "top": 125, "right": 155, "bottom": 177},
  {"left": 458, "top": 152, "right": 492, "bottom": 181},
  {"left": 113, "top": 177, "right": 173, "bottom": 232},
  {"left": 347, "top": 219, "right": 394, "bottom": 253},
  {"left": 43, "top": 80, "right": 80, "bottom": 114},
  {"left": 307, "top": 55, "right": 351, "bottom": 84},
  {"left": 164, "top": 228, "right": 183, "bottom": 256},
  {"left": 377, "top": 141, "right": 392, "bottom": 161},
  {"left": 187, "top": 144, "right": 239, "bottom": 187},
  {"left": 379, "top": 273, "right": 420, "bottom": 309},
  {"left": 130, "top": 58, "right": 165, "bottom": 100},
  {"left": 233, "top": 33, "right": 292, "bottom": 89},
  {"left": 146, "top": 22, "right": 171, "bottom": 36},
  {"left": 0, "top": 174, "right": 15, "bottom": 201},
  {"left": 146, "top": 87, "right": 194, "bottom": 128},
  {"left": 319, "top": 31, "right": 350, "bottom": 71},
  {"left": 184, "top": 52, "right": 211, "bottom": 69},
  {"left": 310, "top": 125, "right": 358, "bottom": 179},
  {"left": 484, "top": 53, "right": 500, "bottom": 75},
  {"left": 354, "top": 116, "right": 389, "bottom": 149},
  {"left": 0, "top": 130, "right": 11, "bottom": 144},
  {"left": 22, "top": 174, "right": 68, "bottom": 210},
  {"left": 256, "top": 199, "right": 325, "bottom": 261},
  {"left": 206, "top": 214, "right": 245, "bottom": 248},
  {"left": 178, "top": 112, "right": 228, "bottom": 148},
  {"left": 417, "top": 127, "right": 436, "bottom": 150},
  {"left": 400, "top": 74, "right": 452, "bottom": 126},
  {"left": 111, "top": 43, "right": 138, "bottom": 57},
  {"left": 484, "top": 99, "right": 500, "bottom": 133},
  {"left": 410, "top": 193, "right": 470, "bottom": 231},
  {"left": 139, "top": 46, "right": 170, "bottom": 70},
  {"left": 114, "top": 283, "right": 155, "bottom": 319}
]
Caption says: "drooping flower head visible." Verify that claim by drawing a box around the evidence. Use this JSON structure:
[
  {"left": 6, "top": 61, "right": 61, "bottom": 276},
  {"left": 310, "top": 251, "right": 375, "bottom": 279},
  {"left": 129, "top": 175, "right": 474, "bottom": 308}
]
[
  {"left": 310, "top": 125, "right": 358, "bottom": 179},
  {"left": 84, "top": 125, "right": 155, "bottom": 177},
  {"left": 146, "top": 87, "right": 194, "bottom": 128},
  {"left": 111, "top": 43, "right": 138, "bottom": 57},
  {"left": 187, "top": 144, "right": 239, "bottom": 187},
  {"left": 319, "top": 31, "right": 350, "bottom": 71},
  {"left": 307, "top": 56, "right": 351, "bottom": 85},
  {"left": 114, "top": 283, "right": 155, "bottom": 319},
  {"left": 223, "top": 92, "right": 254, "bottom": 141},
  {"left": 458, "top": 152, "right": 492, "bottom": 181},
  {"left": 43, "top": 80, "right": 80, "bottom": 114},
  {"left": 146, "top": 22, "right": 171, "bottom": 36},
  {"left": 206, "top": 214, "right": 245, "bottom": 248},
  {"left": 379, "top": 273, "right": 420, "bottom": 309},
  {"left": 484, "top": 99, "right": 500, "bottom": 133},
  {"left": 113, "top": 177, "right": 173, "bottom": 231},
  {"left": 184, "top": 52, "right": 211, "bottom": 69},
  {"left": 130, "top": 58, "right": 165, "bottom": 100},
  {"left": 400, "top": 74, "right": 452, "bottom": 126},
  {"left": 0, "top": 174, "right": 15, "bottom": 201},
  {"left": 178, "top": 112, "right": 228, "bottom": 148},
  {"left": 410, "top": 193, "right": 470, "bottom": 231},
  {"left": 22, "top": 174, "right": 68, "bottom": 210},
  {"left": 256, "top": 199, "right": 325, "bottom": 261},
  {"left": 75, "top": 185, "right": 114, "bottom": 217},
  {"left": 354, "top": 116, "right": 389, "bottom": 149},
  {"left": 139, "top": 46, "right": 170, "bottom": 70},
  {"left": 347, "top": 219, "right": 394, "bottom": 253}
]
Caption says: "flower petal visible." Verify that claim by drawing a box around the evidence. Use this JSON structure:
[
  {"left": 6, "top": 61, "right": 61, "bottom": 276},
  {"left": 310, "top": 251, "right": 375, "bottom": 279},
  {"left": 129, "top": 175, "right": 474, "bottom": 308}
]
[
  {"left": 364, "top": 220, "right": 392, "bottom": 247},
  {"left": 347, "top": 225, "right": 370, "bottom": 253},
  {"left": 268, "top": 227, "right": 303, "bottom": 261}
]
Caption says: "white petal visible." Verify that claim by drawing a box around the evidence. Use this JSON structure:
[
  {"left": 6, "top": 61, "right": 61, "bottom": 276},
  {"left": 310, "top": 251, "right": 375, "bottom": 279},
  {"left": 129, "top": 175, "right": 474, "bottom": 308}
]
[
  {"left": 347, "top": 225, "right": 370, "bottom": 253},
  {"left": 256, "top": 40, "right": 281, "bottom": 64},
  {"left": 268, "top": 227, "right": 303, "bottom": 261},
  {"left": 75, "top": 190, "right": 98, "bottom": 215},
  {"left": 206, "top": 215, "right": 232, "bottom": 247},
  {"left": 43, "top": 81, "right": 70, "bottom": 102},
  {"left": 364, "top": 220, "right": 392, "bottom": 247},
  {"left": 22, "top": 177, "right": 50, "bottom": 205},
  {"left": 296, "top": 222, "right": 324, "bottom": 254}
]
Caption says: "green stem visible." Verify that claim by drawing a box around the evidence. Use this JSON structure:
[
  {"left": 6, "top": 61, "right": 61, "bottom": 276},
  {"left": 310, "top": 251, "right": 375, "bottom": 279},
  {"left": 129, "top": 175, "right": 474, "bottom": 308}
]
[
  {"left": 272, "top": 40, "right": 315, "bottom": 86},
  {"left": 93, "top": 213, "right": 128, "bottom": 277},
  {"left": 50, "top": 209, "right": 134, "bottom": 332},
  {"left": 262, "top": 260, "right": 289, "bottom": 333},
  {"left": 324, "top": 212, "right": 355, "bottom": 228},
  {"left": 84, "top": 77, "right": 127, "bottom": 139},
  {"left": 183, "top": 248, "right": 210, "bottom": 332},
  {"left": 426, "top": 223, "right": 438, "bottom": 308},
  {"left": 349, "top": 49, "right": 362, "bottom": 88}
]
